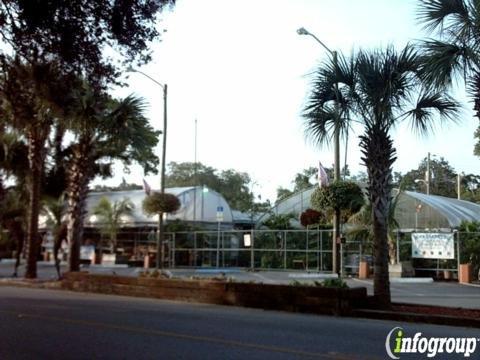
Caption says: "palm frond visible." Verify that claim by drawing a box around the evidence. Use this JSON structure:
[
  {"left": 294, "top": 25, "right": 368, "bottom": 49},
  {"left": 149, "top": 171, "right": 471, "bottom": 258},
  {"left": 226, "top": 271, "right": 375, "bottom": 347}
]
[
  {"left": 303, "top": 106, "right": 337, "bottom": 147},
  {"left": 303, "top": 51, "right": 355, "bottom": 147},
  {"left": 417, "top": 0, "right": 472, "bottom": 36},
  {"left": 402, "top": 91, "right": 460, "bottom": 136},
  {"left": 419, "top": 39, "right": 476, "bottom": 88}
]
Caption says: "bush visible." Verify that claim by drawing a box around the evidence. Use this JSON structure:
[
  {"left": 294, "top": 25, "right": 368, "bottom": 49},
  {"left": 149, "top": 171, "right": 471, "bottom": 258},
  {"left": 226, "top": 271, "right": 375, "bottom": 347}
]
[
  {"left": 322, "top": 278, "right": 348, "bottom": 288},
  {"left": 142, "top": 192, "right": 180, "bottom": 215}
]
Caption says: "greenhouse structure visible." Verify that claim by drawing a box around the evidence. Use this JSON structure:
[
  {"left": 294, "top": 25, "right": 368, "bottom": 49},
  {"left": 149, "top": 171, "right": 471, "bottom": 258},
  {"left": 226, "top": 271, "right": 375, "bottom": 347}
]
[
  {"left": 256, "top": 187, "right": 480, "bottom": 230},
  {"left": 85, "top": 186, "right": 236, "bottom": 229}
]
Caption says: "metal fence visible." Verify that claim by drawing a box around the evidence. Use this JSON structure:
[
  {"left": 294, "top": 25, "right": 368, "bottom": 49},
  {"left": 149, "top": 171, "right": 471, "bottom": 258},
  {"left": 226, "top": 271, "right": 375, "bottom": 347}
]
[
  {"left": 166, "top": 229, "right": 334, "bottom": 271},
  {"left": 80, "top": 228, "right": 480, "bottom": 276}
]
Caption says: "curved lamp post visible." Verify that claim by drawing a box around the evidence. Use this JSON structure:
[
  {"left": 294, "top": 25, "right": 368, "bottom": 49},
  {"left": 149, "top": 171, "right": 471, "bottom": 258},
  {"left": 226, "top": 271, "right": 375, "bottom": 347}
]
[
  {"left": 127, "top": 67, "right": 168, "bottom": 270},
  {"left": 297, "top": 27, "right": 341, "bottom": 274}
]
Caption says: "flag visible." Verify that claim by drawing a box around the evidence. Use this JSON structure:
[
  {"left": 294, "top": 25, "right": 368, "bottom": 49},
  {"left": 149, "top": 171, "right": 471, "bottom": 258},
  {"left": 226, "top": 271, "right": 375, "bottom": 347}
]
[
  {"left": 318, "top": 161, "right": 329, "bottom": 188},
  {"left": 142, "top": 178, "right": 151, "bottom": 195}
]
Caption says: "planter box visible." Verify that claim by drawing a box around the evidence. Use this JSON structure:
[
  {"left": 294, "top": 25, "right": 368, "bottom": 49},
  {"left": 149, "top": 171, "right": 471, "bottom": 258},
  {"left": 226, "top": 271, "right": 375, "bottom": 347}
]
[
  {"left": 101, "top": 254, "right": 116, "bottom": 266},
  {"left": 389, "top": 261, "right": 415, "bottom": 278},
  {"left": 459, "top": 263, "right": 472, "bottom": 284},
  {"left": 358, "top": 261, "right": 369, "bottom": 279},
  {"left": 62, "top": 272, "right": 367, "bottom": 316}
]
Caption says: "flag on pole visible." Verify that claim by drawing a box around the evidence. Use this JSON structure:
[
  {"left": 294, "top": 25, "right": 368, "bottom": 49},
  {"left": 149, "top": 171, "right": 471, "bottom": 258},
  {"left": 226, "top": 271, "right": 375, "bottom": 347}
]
[
  {"left": 142, "top": 178, "right": 151, "bottom": 195},
  {"left": 318, "top": 161, "right": 329, "bottom": 188}
]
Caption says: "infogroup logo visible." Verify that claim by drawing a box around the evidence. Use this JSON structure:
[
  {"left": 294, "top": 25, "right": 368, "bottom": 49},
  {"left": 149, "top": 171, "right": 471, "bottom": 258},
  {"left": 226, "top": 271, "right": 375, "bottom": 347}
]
[{"left": 385, "top": 327, "right": 479, "bottom": 359}]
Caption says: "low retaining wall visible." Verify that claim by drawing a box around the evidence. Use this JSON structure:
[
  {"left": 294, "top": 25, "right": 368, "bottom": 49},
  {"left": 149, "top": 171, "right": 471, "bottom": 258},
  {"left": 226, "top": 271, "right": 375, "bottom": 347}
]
[{"left": 62, "top": 272, "right": 367, "bottom": 316}]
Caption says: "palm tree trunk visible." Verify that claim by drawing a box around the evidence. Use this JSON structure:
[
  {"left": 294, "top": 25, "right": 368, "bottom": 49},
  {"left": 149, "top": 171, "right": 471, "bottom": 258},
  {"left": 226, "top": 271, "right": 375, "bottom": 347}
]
[
  {"left": 25, "top": 130, "right": 47, "bottom": 278},
  {"left": 66, "top": 145, "right": 92, "bottom": 272},
  {"left": 360, "top": 126, "right": 396, "bottom": 308}
]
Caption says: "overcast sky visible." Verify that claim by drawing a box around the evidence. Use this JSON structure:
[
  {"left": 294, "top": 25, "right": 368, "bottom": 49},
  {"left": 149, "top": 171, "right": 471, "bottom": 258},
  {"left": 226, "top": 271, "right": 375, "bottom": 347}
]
[{"left": 103, "top": 0, "right": 479, "bottom": 202}]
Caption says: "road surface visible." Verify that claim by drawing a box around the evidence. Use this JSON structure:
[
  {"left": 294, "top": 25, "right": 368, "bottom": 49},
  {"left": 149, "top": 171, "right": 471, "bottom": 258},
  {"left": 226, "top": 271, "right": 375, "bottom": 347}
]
[{"left": 0, "top": 286, "right": 479, "bottom": 359}]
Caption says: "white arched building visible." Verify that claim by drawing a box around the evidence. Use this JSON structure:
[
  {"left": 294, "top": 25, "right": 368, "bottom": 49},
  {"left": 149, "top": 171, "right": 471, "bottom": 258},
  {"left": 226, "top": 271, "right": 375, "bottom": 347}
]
[{"left": 85, "top": 186, "right": 234, "bottom": 229}]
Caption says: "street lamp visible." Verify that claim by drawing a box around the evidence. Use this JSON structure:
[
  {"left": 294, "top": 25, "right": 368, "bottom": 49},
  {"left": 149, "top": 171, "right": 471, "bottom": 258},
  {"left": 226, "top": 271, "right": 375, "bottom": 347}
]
[
  {"left": 127, "top": 67, "right": 168, "bottom": 270},
  {"left": 297, "top": 26, "right": 341, "bottom": 274},
  {"left": 414, "top": 179, "right": 430, "bottom": 195}
]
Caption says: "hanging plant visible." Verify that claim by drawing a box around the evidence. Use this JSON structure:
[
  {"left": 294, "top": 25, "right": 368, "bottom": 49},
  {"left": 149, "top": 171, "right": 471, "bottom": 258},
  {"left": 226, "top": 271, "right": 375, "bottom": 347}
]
[
  {"left": 300, "top": 208, "right": 325, "bottom": 227},
  {"left": 142, "top": 192, "right": 180, "bottom": 215},
  {"left": 310, "top": 181, "right": 364, "bottom": 221}
]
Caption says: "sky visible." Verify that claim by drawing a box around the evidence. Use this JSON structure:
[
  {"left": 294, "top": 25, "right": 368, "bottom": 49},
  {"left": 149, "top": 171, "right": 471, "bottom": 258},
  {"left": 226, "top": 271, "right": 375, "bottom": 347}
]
[{"left": 102, "top": 0, "right": 480, "bottom": 202}]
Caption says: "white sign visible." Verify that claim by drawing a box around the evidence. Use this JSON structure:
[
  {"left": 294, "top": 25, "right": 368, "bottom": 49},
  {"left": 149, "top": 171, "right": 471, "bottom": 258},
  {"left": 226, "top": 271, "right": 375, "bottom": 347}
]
[
  {"left": 80, "top": 245, "right": 95, "bottom": 261},
  {"left": 411, "top": 233, "right": 454, "bottom": 259},
  {"left": 216, "top": 206, "right": 224, "bottom": 222}
]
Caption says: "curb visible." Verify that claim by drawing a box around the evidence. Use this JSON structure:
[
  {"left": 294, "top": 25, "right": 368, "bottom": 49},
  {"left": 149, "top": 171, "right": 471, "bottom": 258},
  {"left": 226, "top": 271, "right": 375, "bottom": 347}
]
[
  {"left": 390, "top": 277, "right": 433, "bottom": 284},
  {"left": 288, "top": 273, "right": 338, "bottom": 279},
  {"left": 352, "top": 309, "right": 480, "bottom": 329}
]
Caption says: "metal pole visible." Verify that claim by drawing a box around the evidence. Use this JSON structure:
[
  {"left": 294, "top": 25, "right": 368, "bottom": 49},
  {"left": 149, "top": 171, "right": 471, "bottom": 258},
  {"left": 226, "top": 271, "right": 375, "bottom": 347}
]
[
  {"left": 216, "top": 222, "right": 220, "bottom": 268},
  {"left": 283, "top": 231, "right": 287, "bottom": 270},
  {"left": 457, "top": 173, "right": 461, "bottom": 200},
  {"left": 222, "top": 231, "right": 225, "bottom": 268},
  {"left": 456, "top": 231, "right": 461, "bottom": 276},
  {"left": 194, "top": 232, "right": 197, "bottom": 267},
  {"left": 297, "top": 28, "right": 341, "bottom": 275},
  {"left": 157, "top": 84, "right": 167, "bottom": 270},
  {"left": 171, "top": 233, "right": 177, "bottom": 268},
  {"left": 396, "top": 231, "right": 400, "bottom": 264},
  {"left": 332, "top": 50, "right": 341, "bottom": 275},
  {"left": 306, "top": 228, "right": 309, "bottom": 271},
  {"left": 193, "top": 119, "right": 197, "bottom": 221},
  {"left": 317, "top": 229, "right": 320, "bottom": 271},
  {"left": 250, "top": 229, "right": 254, "bottom": 270},
  {"left": 426, "top": 152, "right": 430, "bottom": 195}
]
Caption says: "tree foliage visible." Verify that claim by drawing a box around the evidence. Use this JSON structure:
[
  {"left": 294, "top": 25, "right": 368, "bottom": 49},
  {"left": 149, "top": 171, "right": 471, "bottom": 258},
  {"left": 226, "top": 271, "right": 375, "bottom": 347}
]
[
  {"left": 142, "top": 192, "right": 180, "bottom": 215},
  {"left": 457, "top": 221, "right": 480, "bottom": 277},
  {"left": 261, "top": 213, "right": 296, "bottom": 230},
  {"left": 165, "top": 161, "right": 261, "bottom": 212},
  {"left": 93, "top": 196, "right": 134, "bottom": 252},
  {"left": 310, "top": 181, "right": 364, "bottom": 222},
  {"left": 417, "top": 0, "right": 480, "bottom": 156},
  {"left": 0, "top": 0, "right": 174, "bottom": 87}
]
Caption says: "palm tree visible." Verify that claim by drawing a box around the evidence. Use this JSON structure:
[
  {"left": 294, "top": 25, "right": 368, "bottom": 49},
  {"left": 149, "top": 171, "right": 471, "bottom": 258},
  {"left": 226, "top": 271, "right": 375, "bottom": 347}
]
[
  {"left": 304, "top": 45, "right": 459, "bottom": 307},
  {"left": 348, "top": 189, "right": 402, "bottom": 265},
  {"left": 64, "top": 84, "right": 159, "bottom": 271},
  {"left": 418, "top": 1, "right": 480, "bottom": 120},
  {"left": 41, "top": 194, "right": 68, "bottom": 278},
  {"left": 0, "top": 58, "right": 74, "bottom": 278},
  {"left": 93, "top": 197, "right": 134, "bottom": 254}
]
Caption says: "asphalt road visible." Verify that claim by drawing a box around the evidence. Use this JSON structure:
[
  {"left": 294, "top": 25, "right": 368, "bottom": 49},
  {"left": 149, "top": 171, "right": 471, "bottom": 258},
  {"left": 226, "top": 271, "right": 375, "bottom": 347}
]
[{"left": 1, "top": 286, "right": 479, "bottom": 360}]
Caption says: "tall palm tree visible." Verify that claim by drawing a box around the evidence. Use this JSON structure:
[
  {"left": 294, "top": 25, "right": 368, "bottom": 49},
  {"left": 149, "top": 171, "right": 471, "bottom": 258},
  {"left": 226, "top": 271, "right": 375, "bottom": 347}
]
[
  {"left": 304, "top": 45, "right": 459, "bottom": 307},
  {"left": 418, "top": 1, "right": 480, "bottom": 119},
  {"left": 0, "top": 59, "right": 73, "bottom": 278},
  {"left": 93, "top": 197, "right": 134, "bottom": 254},
  {"left": 64, "top": 85, "right": 159, "bottom": 271}
]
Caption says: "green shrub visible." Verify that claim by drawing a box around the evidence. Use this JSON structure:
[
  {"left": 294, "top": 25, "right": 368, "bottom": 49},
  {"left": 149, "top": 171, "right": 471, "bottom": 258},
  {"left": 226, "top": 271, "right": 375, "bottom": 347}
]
[{"left": 322, "top": 278, "right": 348, "bottom": 288}]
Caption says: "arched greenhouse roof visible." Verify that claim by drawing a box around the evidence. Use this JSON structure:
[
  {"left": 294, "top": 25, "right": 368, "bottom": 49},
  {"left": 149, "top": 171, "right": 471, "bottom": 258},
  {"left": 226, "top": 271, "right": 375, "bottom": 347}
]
[
  {"left": 257, "top": 186, "right": 480, "bottom": 229},
  {"left": 397, "top": 191, "right": 480, "bottom": 229},
  {"left": 84, "top": 186, "right": 234, "bottom": 226}
]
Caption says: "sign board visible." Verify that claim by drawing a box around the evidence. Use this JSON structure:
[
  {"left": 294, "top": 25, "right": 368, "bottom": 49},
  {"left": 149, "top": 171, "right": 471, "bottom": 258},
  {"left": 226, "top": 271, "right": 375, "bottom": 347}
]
[
  {"left": 411, "top": 233, "right": 454, "bottom": 259},
  {"left": 80, "top": 245, "right": 95, "bottom": 261},
  {"left": 216, "top": 206, "right": 224, "bottom": 222}
]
